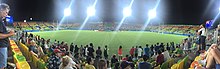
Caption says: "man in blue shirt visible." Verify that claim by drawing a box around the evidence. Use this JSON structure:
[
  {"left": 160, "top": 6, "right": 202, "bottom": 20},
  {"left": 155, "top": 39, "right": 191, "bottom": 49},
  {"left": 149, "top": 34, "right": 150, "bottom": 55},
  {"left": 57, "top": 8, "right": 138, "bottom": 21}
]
[
  {"left": 0, "top": 3, "right": 15, "bottom": 69},
  {"left": 138, "top": 55, "right": 152, "bottom": 69},
  {"left": 144, "top": 44, "right": 150, "bottom": 57}
]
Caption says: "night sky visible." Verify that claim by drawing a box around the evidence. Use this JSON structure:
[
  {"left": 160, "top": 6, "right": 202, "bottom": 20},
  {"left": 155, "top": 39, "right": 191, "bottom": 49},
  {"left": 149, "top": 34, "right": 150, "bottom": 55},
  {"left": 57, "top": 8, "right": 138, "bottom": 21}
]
[{"left": 2, "top": 0, "right": 220, "bottom": 25}]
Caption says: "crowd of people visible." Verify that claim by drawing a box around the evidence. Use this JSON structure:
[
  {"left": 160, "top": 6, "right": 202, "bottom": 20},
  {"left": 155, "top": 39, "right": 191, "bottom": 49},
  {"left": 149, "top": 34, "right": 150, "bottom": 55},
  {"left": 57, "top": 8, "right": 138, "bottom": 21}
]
[{"left": 17, "top": 30, "right": 200, "bottom": 69}]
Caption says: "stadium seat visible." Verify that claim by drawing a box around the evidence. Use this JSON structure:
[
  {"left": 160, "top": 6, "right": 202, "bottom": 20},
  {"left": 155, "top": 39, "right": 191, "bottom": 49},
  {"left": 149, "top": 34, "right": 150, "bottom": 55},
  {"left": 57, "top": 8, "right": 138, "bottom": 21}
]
[
  {"left": 160, "top": 61, "right": 168, "bottom": 69},
  {"left": 183, "top": 56, "right": 189, "bottom": 68},
  {"left": 42, "top": 55, "right": 49, "bottom": 62},
  {"left": 32, "top": 54, "right": 39, "bottom": 68},
  {"left": 194, "top": 56, "right": 201, "bottom": 61},
  {"left": 171, "top": 63, "right": 178, "bottom": 69},
  {"left": 177, "top": 60, "right": 184, "bottom": 69},
  {"left": 17, "top": 61, "right": 31, "bottom": 69},
  {"left": 37, "top": 59, "right": 46, "bottom": 69},
  {"left": 167, "top": 58, "right": 175, "bottom": 67},
  {"left": 154, "top": 65, "right": 160, "bottom": 69}
]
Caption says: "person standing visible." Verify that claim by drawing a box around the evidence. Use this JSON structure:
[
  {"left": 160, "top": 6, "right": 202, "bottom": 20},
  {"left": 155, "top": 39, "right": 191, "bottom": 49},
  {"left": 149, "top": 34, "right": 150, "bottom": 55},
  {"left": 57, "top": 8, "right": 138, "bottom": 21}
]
[
  {"left": 198, "top": 24, "right": 206, "bottom": 51},
  {"left": 118, "top": 46, "right": 123, "bottom": 61},
  {"left": 138, "top": 46, "right": 143, "bottom": 58},
  {"left": 129, "top": 46, "right": 135, "bottom": 58},
  {"left": 96, "top": 46, "right": 102, "bottom": 58},
  {"left": 144, "top": 44, "right": 150, "bottom": 57},
  {"left": 103, "top": 45, "right": 109, "bottom": 59},
  {"left": 88, "top": 43, "right": 95, "bottom": 58},
  {"left": 0, "top": 3, "right": 15, "bottom": 69},
  {"left": 70, "top": 43, "right": 74, "bottom": 53}
]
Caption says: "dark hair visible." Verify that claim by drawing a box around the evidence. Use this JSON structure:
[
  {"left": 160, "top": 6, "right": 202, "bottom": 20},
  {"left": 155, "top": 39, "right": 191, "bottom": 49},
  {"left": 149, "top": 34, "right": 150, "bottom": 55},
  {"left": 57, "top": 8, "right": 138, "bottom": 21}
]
[
  {"left": 126, "top": 55, "right": 129, "bottom": 57},
  {"left": 143, "top": 55, "right": 148, "bottom": 61},
  {"left": 98, "top": 60, "right": 107, "bottom": 69},
  {"left": 188, "top": 35, "right": 190, "bottom": 37},
  {"left": 98, "top": 46, "right": 101, "bottom": 49},
  {"left": 120, "top": 61, "right": 130, "bottom": 69},
  {"left": 0, "top": 3, "right": 9, "bottom": 11},
  {"left": 119, "top": 46, "right": 122, "bottom": 49},
  {"left": 127, "top": 57, "right": 133, "bottom": 61},
  {"left": 157, "top": 50, "right": 162, "bottom": 54},
  {"left": 86, "top": 57, "right": 93, "bottom": 64},
  {"left": 112, "top": 54, "right": 116, "bottom": 58},
  {"left": 146, "top": 44, "right": 149, "bottom": 47},
  {"left": 201, "top": 24, "right": 205, "bottom": 28}
]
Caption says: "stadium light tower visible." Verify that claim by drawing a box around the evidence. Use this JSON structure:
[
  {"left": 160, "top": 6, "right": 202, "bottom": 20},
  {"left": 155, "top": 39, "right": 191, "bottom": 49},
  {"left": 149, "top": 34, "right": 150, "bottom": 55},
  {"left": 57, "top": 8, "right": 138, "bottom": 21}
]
[
  {"left": 64, "top": 8, "right": 71, "bottom": 16},
  {"left": 148, "top": 9, "right": 156, "bottom": 19},
  {"left": 87, "top": 6, "right": 96, "bottom": 16},
  {"left": 123, "top": 7, "right": 132, "bottom": 17}
]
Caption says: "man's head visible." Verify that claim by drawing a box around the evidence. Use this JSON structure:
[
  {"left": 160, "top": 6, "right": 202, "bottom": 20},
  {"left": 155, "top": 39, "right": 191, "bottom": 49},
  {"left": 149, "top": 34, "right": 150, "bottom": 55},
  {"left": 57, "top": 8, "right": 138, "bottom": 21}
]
[
  {"left": 0, "top": 3, "right": 9, "bottom": 19},
  {"left": 200, "top": 24, "right": 205, "bottom": 28},
  {"left": 143, "top": 55, "right": 149, "bottom": 61},
  {"left": 54, "top": 49, "right": 62, "bottom": 57}
]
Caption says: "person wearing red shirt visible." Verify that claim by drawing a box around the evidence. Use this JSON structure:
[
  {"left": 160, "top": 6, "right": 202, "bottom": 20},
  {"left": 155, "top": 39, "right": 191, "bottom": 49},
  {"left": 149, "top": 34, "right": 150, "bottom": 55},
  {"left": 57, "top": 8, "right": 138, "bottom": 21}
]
[
  {"left": 129, "top": 46, "right": 135, "bottom": 58},
  {"left": 118, "top": 46, "right": 123, "bottom": 61},
  {"left": 156, "top": 50, "right": 164, "bottom": 66}
]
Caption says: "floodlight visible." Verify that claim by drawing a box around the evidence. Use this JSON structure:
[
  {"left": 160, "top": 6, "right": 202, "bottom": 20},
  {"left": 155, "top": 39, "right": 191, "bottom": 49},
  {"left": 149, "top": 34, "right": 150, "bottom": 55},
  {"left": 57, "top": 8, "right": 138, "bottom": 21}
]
[
  {"left": 148, "top": 9, "right": 156, "bottom": 19},
  {"left": 64, "top": 8, "right": 71, "bottom": 16},
  {"left": 30, "top": 18, "right": 33, "bottom": 20},
  {"left": 123, "top": 7, "right": 131, "bottom": 17},
  {"left": 87, "top": 6, "right": 96, "bottom": 16},
  {"left": 24, "top": 20, "right": 26, "bottom": 22},
  {"left": 219, "top": 7, "right": 220, "bottom": 12}
]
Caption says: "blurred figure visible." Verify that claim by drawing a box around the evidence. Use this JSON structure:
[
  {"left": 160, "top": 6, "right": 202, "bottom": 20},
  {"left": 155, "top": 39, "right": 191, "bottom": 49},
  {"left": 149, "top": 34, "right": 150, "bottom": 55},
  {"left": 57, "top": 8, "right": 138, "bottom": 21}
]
[
  {"left": 118, "top": 46, "right": 123, "bottom": 61},
  {"left": 98, "top": 60, "right": 107, "bottom": 69},
  {"left": 0, "top": 3, "right": 15, "bottom": 69},
  {"left": 111, "top": 54, "right": 118, "bottom": 67},
  {"left": 85, "top": 57, "right": 95, "bottom": 69},
  {"left": 103, "top": 45, "right": 109, "bottom": 59},
  {"left": 96, "top": 46, "right": 102, "bottom": 58},
  {"left": 156, "top": 50, "right": 164, "bottom": 66},
  {"left": 138, "top": 46, "right": 143, "bottom": 58},
  {"left": 59, "top": 56, "right": 79, "bottom": 69},
  {"left": 198, "top": 24, "right": 206, "bottom": 50},
  {"left": 138, "top": 55, "right": 152, "bottom": 69},
  {"left": 47, "top": 49, "right": 62, "bottom": 69},
  {"left": 129, "top": 46, "right": 135, "bottom": 58},
  {"left": 144, "top": 44, "right": 150, "bottom": 57},
  {"left": 88, "top": 43, "right": 95, "bottom": 58}
]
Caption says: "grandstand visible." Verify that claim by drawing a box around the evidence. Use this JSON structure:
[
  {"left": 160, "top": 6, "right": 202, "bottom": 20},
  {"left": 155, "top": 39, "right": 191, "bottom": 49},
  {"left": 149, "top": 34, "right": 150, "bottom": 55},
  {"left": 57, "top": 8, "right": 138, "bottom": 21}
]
[
  {"left": 10, "top": 21, "right": 210, "bottom": 69},
  {"left": 4, "top": 0, "right": 220, "bottom": 69}
]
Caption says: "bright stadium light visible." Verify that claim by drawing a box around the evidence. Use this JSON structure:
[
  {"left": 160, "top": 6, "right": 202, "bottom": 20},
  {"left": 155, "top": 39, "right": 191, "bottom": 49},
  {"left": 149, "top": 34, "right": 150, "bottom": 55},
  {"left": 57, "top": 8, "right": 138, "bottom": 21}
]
[
  {"left": 64, "top": 8, "right": 71, "bottom": 16},
  {"left": 148, "top": 9, "right": 156, "bottom": 19},
  {"left": 24, "top": 20, "right": 26, "bottom": 22},
  {"left": 219, "top": 7, "right": 220, "bottom": 12},
  {"left": 123, "top": 7, "right": 132, "bottom": 17},
  {"left": 87, "top": 6, "right": 96, "bottom": 16},
  {"left": 30, "top": 18, "right": 33, "bottom": 20}
]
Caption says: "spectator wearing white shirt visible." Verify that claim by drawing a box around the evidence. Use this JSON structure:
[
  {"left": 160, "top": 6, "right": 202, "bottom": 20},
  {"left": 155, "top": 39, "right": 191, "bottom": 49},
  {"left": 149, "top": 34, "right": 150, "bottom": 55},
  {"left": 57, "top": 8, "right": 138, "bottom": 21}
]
[
  {"left": 198, "top": 24, "right": 206, "bottom": 50},
  {"left": 59, "top": 56, "right": 79, "bottom": 69},
  {"left": 138, "top": 46, "right": 143, "bottom": 58},
  {"left": 162, "top": 49, "right": 171, "bottom": 62}
]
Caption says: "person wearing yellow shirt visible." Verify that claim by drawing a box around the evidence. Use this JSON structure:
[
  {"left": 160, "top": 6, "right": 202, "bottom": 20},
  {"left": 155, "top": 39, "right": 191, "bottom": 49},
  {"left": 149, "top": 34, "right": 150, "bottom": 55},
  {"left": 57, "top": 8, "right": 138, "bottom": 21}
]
[{"left": 85, "top": 57, "right": 95, "bottom": 69}]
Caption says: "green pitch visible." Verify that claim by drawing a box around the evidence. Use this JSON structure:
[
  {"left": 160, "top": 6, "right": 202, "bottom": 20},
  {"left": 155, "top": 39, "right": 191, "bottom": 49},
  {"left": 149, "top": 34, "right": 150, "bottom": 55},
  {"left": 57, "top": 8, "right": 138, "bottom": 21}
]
[{"left": 32, "top": 30, "right": 186, "bottom": 56}]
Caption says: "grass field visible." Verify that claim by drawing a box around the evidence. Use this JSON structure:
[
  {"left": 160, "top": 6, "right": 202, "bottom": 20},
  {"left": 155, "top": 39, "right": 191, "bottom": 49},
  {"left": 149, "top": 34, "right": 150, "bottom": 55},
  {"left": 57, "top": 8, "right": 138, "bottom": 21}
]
[{"left": 32, "top": 30, "right": 186, "bottom": 56}]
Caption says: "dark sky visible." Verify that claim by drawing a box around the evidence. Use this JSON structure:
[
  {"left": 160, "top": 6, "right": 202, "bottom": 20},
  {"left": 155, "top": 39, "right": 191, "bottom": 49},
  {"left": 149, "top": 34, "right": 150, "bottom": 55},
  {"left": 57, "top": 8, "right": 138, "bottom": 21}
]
[{"left": 3, "top": 0, "right": 220, "bottom": 25}]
